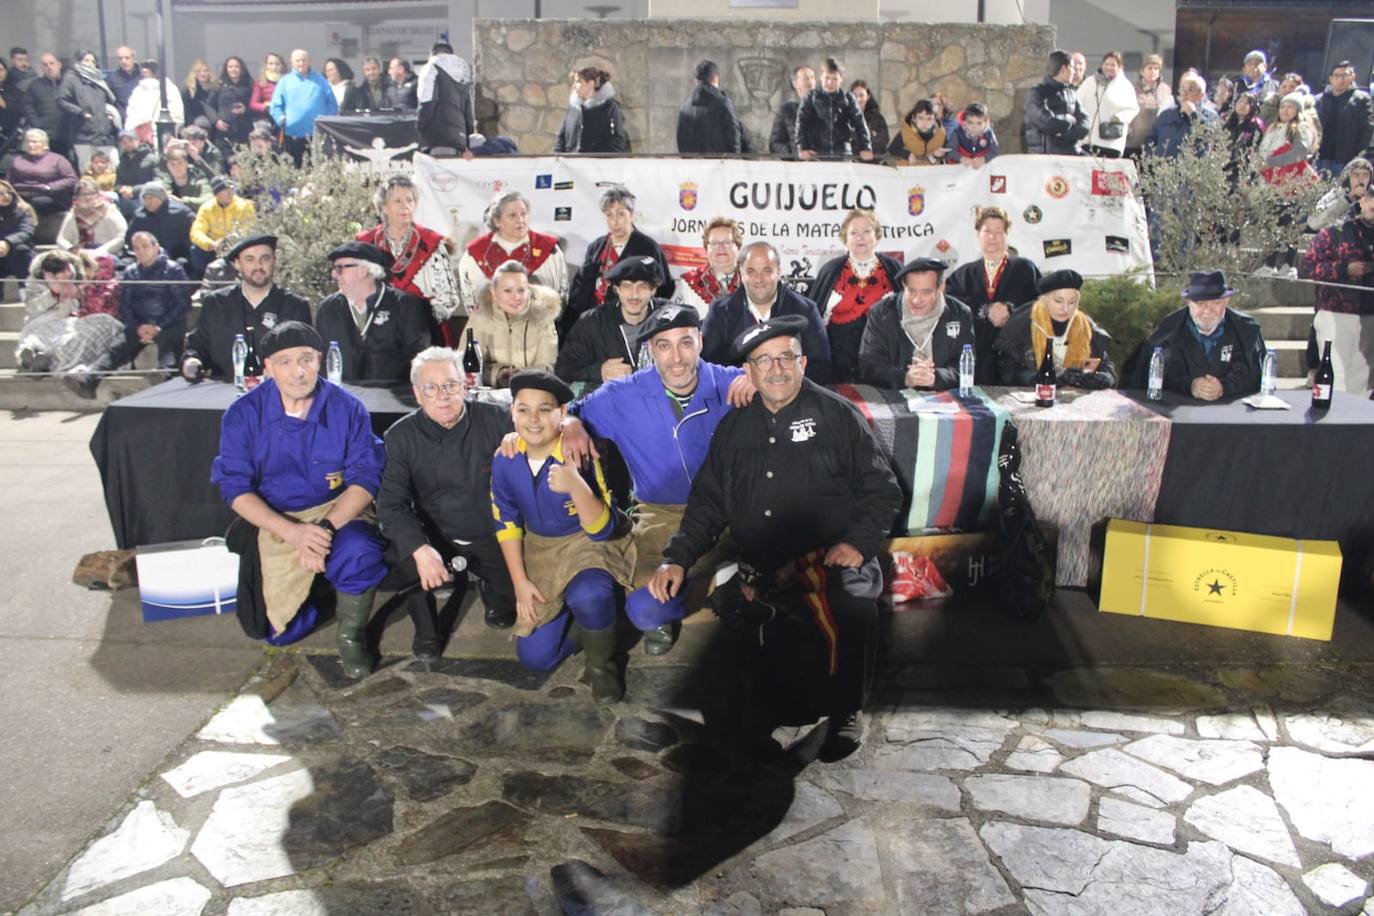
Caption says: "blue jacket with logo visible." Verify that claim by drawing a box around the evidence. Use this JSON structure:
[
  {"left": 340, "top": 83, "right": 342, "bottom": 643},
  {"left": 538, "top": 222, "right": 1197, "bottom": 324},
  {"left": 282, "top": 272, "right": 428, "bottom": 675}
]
[{"left": 491, "top": 436, "right": 615, "bottom": 542}]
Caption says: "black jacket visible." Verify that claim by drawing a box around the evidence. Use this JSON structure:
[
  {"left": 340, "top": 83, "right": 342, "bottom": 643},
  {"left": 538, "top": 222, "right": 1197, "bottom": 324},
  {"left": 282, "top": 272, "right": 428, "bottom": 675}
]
[
  {"left": 118, "top": 253, "right": 192, "bottom": 331},
  {"left": 676, "top": 82, "right": 742, "bottom": 154},
  {"left": 862, "top": 107, "right": 890, "bottom": 156},
  {"left": 58, "top": 69, "right": 117, "bottom": 145},
  {"left": 378, "top": 400, "right": 515, "bottom": 554},
  {"left": 210, "top": 77, "right": 255, "bottom": 145},
  {"left": 663, "top": 379, "right": 901, "bottom": 578},
  {"left": 553, "top": 84, "right": 628, "bottom": 154},
  {"left": 23, "top": 75, "right": 67, "bottom": 140},
  {"left": 770, "top": 100, "right": 801, "bottom": 158},
  {"left": 796, "top": 88, "right": 871, "bottom": 157},
  {"left": 1316, "top": 88, "right": 1374, "bottom": 165},
  {"left": 383, "top": 76, "right": 418, "bottom": 111},
  {"left": 554, "top": 299, "right": 652, "bottom": 389},
  {"left": 994, "top": 306, "right": 1117, "bottom": 389},
  {"left": 183, "top": 284, "right": 312, "bottom": 378},
  {"left": 125, "top": 197, "right": 195, "bottom": 262},
  {"left": 1127, "top": 307, "right": 1265, "bottom": 397},
  {"left": 700, "top": 284, "right": 833, "bottom": 384},
  {"left": 314, "top": 285, "right": 431, "bottom": 384},
  {"left": 0, "top": 199, "right": 35, "bottom": 250},
  {"left": 115, "top": 143, "right": 158, "bottom": 190},
  {"left": 1023, "top": 76, "right": 1089, "bottom": 155},
  {"left": 416, "top": 54, "right": 473, "bottom": 152},
  {"left": 182, "top": 82, "right": 216, "bottom": 126},
  {"left": 808, "top": 252, "right": 903, "bottom": 321},
  {"left": 857, "top": 293, "right": 976, "bottom": 390},
  {"left": 355, "top": 78, "right": 392, "bottom": 112},
  {"left": 944, "top": 256, "right": 1043, "bottom": 385},
  {"left": 565, "top": 228, "right": 675, "bottom": 333},
  {"left": 106, "top": 66, "right": 141, "bottom": 117}
]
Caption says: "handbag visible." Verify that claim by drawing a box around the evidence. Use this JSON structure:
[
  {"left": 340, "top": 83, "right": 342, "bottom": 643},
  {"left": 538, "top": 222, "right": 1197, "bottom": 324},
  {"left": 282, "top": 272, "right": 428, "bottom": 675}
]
[
  {"left": 1098, "top": 121, "right": 1124, "bottom": 140},
  {"left": 995, "top": 424, "right": 1055, "bottom": 621}
]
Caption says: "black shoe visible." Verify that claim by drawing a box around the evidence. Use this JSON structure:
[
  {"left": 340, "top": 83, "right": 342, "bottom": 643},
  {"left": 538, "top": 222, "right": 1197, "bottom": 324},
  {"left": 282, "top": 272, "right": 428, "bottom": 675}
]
[
  {"left": 641, "top": 623, "right": 678, "bottom": 656},
  {"left": 819, "top": 711, "right": 865, "bottom": 763},
  {"left": 412, "top": 633, "right": 444, "bottom": 663},
  {"left": 484, "top": 604, "right": 516, "bottom": 629}
]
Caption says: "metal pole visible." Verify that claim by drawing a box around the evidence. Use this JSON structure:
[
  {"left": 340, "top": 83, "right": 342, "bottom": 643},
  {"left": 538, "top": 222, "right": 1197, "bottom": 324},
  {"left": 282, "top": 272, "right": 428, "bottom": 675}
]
[
  {"left": 154, "top": 0, "right": 176, "bottom": 150},
  {"left": 97, "top": 0, "right": 110, "bottom": 68},
  {"left": 977, "top": 0, "right": 985, "bottom": 23}
]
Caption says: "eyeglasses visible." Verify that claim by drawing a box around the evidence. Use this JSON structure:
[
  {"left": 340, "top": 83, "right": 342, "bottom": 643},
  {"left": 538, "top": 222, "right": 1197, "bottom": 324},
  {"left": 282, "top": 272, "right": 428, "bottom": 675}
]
[
  {"left": 747, "top": 352, "right": 800, "bottom": 371},
  {"left": 419, "top": 380, "right": 463, "bottom": 398},
  {"left": 330, "top": 262, "right": 363, "bottom": 274},
  {"left": 706, "top": 240, "right": 737, "bottom": 250}
]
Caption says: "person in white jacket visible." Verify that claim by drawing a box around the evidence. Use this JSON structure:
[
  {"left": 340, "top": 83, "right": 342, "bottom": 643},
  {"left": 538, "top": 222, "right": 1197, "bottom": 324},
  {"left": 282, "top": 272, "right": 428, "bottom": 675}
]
[
  {"left": 124, "top": 60, "right": 185, "bottom": 146},
  {"left": 1076, "top": 51, "right": 1139, "bottom": 159}
]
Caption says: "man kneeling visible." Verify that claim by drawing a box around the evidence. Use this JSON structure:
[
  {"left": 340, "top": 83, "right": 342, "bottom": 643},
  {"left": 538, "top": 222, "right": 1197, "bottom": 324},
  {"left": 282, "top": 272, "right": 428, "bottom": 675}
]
[{"left": 212, "top": 321, "right": 387, "bottom": 677}]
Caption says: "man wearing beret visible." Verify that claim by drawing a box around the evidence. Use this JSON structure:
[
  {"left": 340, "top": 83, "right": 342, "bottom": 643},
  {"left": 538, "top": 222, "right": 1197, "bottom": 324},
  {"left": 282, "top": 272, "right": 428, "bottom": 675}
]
[
  {"left": 182, "top": 234, "right": 312, "bottom": 382},
  {"left": 700, "top": 241, "right": 832, "bottom": 383},
  {"left": 857, "top": 257, "right": 977, "bottom": 390},
  {"left": 1130, "top": 270, "right": 1266, "bottom": 400},
  {"left": 650, "top": 315, "right": 900, "bottom": 760},
  {"left": 314, "top": 241, "right": 431, "bottom": 384},
  {"left": 555, "top": 255, "right": 663, "bottom": 391},
  {"left": 211, "top": 321, "right": 388, "bottom": 678}
]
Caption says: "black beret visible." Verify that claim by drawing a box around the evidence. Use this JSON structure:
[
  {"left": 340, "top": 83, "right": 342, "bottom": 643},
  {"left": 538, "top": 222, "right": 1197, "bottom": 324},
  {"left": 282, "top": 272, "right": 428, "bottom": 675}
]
[
  {"left": 892, "top": 257, "right": 948, "bottom": 286},
  {"left": 327, "top": 240, "right": 391, "bottom": 269},
  {"left": 731, "top": 314, "right": 809, "bottom": 364},
  {"left": 637, "top": 302, "right": 701, "bottom": 345},
  {"left": 1037, "top": 269, "right": 1083, "bottom": 295},
  {"left": 260, "top": 320, "right": 323, "bottom": 358},
  {"left": 509, "top": 369, "right": 575, "bottom": 405},
  {"left": 604, "top": 255, "right": 664, "bottom": 287},
  {"left": 225, "top": 234, "right": 277, "bottom": 262}
]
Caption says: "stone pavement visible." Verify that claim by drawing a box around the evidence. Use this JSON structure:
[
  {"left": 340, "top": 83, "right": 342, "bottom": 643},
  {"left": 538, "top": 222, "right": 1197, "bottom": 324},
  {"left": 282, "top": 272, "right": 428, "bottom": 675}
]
[{"left": 16, "top": 601, "right": 1374, "bottom": 916}]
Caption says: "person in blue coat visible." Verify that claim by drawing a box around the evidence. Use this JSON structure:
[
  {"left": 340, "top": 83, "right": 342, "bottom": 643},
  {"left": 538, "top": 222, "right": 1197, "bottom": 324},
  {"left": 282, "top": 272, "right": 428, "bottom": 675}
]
[
  {"left": 268, "top": 49, "right": 337, "bottom": 165},
  {"left": 701, "top": 241, "right": 832, "bottom": 383},
  {"left": 211, "top": 321, "right": 388, "bottom": 677}
]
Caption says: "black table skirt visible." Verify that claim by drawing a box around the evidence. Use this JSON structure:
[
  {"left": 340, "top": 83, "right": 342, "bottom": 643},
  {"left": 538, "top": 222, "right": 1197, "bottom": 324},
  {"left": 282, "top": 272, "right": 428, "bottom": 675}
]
[{"left": 90, "top": 379, "right": 414, "bottom": 549}]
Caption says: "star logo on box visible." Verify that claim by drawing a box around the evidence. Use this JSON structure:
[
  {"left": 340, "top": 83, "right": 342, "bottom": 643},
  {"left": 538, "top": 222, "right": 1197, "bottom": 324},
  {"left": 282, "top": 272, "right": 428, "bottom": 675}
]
[
  {"left": 679, "top": 181, "right": 699, "bottom": 211},
  {"left": 908, "top": 186, "right": 926, "bottom": 216},
  {"left": 1023, "top": 205, "right": 1043, "bottom": 224},
  {"left": 989, "top": 175, "right": 1007, "bottom": 194},
  {"left": 1193, "top": 568, "right": 1238, "bottom": 600}
]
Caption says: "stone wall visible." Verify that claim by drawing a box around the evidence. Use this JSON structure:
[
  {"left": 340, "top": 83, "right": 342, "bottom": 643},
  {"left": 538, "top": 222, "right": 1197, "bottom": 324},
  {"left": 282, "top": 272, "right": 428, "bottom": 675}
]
[{"left": 473, "top": 20, "right": 1055, "bottom": 156}]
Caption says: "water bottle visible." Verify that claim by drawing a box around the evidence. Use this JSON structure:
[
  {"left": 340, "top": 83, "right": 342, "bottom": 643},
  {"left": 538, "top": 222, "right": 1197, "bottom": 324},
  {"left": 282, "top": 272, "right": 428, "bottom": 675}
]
[
  {"left": 1147, "top": 346, "right": 1164, "bottom": 401},
  {"left": 958, "top": 344, "right": 975, "bottom": 396},
  {"left": 231, "top": 334, "right": 247, "bottom": 391},
  {"left": 1261, "top": 348, "right": 1277, "bottom": 397},
  {"left": 327, "top": 340, "right": 343, "bottom": 385}
]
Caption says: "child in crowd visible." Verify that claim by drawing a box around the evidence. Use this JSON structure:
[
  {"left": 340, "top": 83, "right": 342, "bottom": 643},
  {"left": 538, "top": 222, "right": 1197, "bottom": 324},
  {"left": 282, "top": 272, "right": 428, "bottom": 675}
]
[
  {"left": 888, "top": 98, "right": 949, "bottom": 165},
  {"left": 946, "top": 102, "right": 1000, "bottom": 167},
  {"left": 82, "top": 150, "right": 117, "bottom": 192}
]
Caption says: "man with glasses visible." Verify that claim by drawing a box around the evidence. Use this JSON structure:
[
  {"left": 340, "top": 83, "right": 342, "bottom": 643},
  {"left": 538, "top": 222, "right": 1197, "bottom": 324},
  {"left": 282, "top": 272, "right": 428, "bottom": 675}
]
[
  {"left": 1147, "top": 72, "right": 1217, "bottom": 159},
  {"left": 314, "top": 241, "right": 429, "bottom": 384},
  {"left": 182, "top": 234, "right": 312, "bottom": 381},
  {"left": 650, "top": 316, "right": 899, "bottom": 761},
  {"left": 1130, "top": 270, "right": 1266, "bottom": 400},
  {"left": 377, "top": 347, "right": 519, "bottom": 655},
  {"left": 1315, "top": 61, "right": 1373, "bottom": 179}
]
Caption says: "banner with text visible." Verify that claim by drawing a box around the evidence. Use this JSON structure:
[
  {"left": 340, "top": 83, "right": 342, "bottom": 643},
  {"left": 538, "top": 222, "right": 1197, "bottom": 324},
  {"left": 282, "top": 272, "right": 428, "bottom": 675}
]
[{"left": 412, "top": 154, "right": 1152, "bottom": 293}]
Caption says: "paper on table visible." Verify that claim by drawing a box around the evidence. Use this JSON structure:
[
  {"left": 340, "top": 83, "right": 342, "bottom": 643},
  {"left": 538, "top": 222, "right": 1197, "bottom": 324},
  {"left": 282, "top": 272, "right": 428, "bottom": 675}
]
[
  {"left": 904, "top": 390, "right": 963, "bottom": 413},
  {"left": 1007, "top": 391, "right": 1041, "bottom": 404},
  {"left": 1241, "top": 394, "right": 1291, "bottom": 410}
]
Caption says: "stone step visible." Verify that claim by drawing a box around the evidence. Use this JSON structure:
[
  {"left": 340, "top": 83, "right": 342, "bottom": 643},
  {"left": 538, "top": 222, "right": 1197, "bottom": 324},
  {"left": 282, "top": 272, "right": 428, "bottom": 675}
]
[
  {"left": 1247, "top": 306, "right": 1313, "bottom": 343},
  {"left": 0, "top": 302, "right": 24, "bottom": 332},
  {"left": 1268, "top": 339, "right": 1307, "bottom": 377},
  {"left": 0, "top": 369, "right": 157, "bottom": 411}
]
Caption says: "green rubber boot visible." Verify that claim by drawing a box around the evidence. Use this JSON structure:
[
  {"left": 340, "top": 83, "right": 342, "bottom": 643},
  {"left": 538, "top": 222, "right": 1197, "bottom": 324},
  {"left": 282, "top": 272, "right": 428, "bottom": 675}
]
[
  {"left": 579, "top": 624, "right": 622, "bottom": 705},
  {"left": 334, "top": 588, "right": 376, "bottom": 679}
]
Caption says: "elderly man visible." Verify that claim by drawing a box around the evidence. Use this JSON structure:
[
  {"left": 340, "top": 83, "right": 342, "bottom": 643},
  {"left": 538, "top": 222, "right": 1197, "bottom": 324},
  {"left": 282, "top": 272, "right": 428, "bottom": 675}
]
[
  {"left": 674, "top": 216, "right": 742, "bottom": 318},
  {"left": 314, "top": 241, "right": 430, "bottom": 384},
  {"left": 189, "top": 176, "right": 255, "bottom": 277},
  {"left": 1301, "top": 184, "right": 1374, "bottom": 393},
  {"left": 1023, "top": 49, "right": 1090, "bottom": 155},
  {"left": 650, "top": 315, "right": 900, "bottom": 760},
  {"left": 556, "top": 255, "right": 663, "bottom": 389},
  {"left": 106, "top": 46, "right": 141, "bottom": 117},
  {"left": 269, "top": 49, "right": 337, "bottom": 165},
  {"left": 1131, "top": 270, "right": 1266, "bottom": 400},
  {"left": 1316, "top": 61, "right": 1374, "bottom": 179},
  {"left": 676, "top": 59, "right": 743, "bottom": 155},
  {"left": 1148, "top": 72, "right": 1218, "bottom": 159},
  {"left": 769, "top": 65, "right": 815, "bottom": 159},
  {"left": 857, "top": 257, "right": 976, "bottom": 390},
  {"left": 565, "top": 187, "right": 675, "bottom": 336},
  {"left": 182, "top": 234, "right": 312, "bottom": 381},
  {"left": 212, "top": 321, "right": 387, "bottom": 675},
  {"left": 377, "top": 348, "right": 519, "bottom": 660},
  {"left": 68, "top": 231, "right": 192, "bottom": 394},
  {"left": 701, "top": 240, "right": 832, "bottom": 382},
  {"left": 1069, "top": 51, "right": 1088, "bottom": 88},
  {"left": 124, "top": 180, "right": 193, "bottom": 263},
  {"left": 23, "top": 53, "right": 69, "bottom": 158}
]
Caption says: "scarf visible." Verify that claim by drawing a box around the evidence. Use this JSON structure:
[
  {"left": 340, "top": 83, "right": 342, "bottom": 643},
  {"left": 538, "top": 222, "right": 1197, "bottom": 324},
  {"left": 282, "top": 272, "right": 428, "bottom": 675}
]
[
  {"left": 73, "top": 62, "right": 116, "bottom": 105},
  {"left": 900, "top": 297, "right": 945, "bottom": 361},
  {"left": 466, "top": 230, "right": 558, "bottom": 278},
  {"left": 74, "top": 197, "right": 109, "bottom": 247},
  {"left": 1030, "top": 298, "right": 1093, "bottom": 370}
]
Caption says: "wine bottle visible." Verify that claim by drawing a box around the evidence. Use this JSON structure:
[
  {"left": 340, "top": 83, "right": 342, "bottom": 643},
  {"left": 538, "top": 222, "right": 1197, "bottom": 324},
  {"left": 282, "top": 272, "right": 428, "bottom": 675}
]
[
  {"left": 1034, "top": 345, "right": 1056, "bottom": 408},
  {"left": 462, "top": 329, "right": 483, "bottom": 389},
  {"left": 242, "top": 327, "right": 263, "bottom": 391},
  {"left": 1312, "top": 340, "right": 1334, "bottom": 410}
]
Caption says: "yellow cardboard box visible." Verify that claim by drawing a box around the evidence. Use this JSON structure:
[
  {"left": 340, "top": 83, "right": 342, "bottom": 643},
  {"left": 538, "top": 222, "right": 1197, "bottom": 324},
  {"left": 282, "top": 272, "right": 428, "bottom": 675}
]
[{"left": 1098, "top": 520, "right": 1341, "bottom": 641}]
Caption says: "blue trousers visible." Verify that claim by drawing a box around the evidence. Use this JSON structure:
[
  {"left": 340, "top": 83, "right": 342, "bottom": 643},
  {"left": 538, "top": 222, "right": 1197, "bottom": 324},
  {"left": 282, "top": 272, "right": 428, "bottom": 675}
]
[
  {"left": 625, "top": 583, "right": 688, "bottom": 631},
  {"left": 324, "top": 519, "right": 389, "bottom": 596},
  {"left": 515, "top": 569, "right": 617, "bottom": 671}
]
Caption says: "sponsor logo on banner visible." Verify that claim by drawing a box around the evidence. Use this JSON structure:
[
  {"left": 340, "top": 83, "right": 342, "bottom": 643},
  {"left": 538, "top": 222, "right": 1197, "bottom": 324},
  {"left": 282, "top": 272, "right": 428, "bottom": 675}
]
[
  {"left": 1023, "top": 205, "right": 1043, "bottom": 224},
  {"left": 554, "top": 206, "right": 572, "bottom": 221},
  {"left": 908, "top": 186, "right": 926, "bottom": 216},
  {"left": 1105, "top": 235, "right": 1130, "bottom": 253},
  {"left": 989, "top": 174, "right": 1007, "bottom": 194},
  {"left": 554, "top": 180, "right": 574, "bottom": 190},
  {"left": 1091, "top": 170, "right": 1131, "bottom": 196},
  {"left": 1043, "top": 238, "right": 1072, "bottom": 257},
  {"left": 431, "top": 172, "right": 458, "bottom": 192},
  {"left": 535, "top": 174, "right": 553, "bottom": 189},
  {"left": 679, "top": 181, "right": 699, "bottom": 211},
  {"left": 1045, "top": 175, "right": 1070, "bottom": 199}
]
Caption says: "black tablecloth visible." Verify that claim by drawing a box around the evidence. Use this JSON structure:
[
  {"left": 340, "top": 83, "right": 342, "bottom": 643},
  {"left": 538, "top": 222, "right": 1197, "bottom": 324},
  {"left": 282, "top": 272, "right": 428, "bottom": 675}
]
[
  {"left": 1130, "top": 389, "right": 1374, "bottom": 583},
  {"left": 90, "top": 379, "right": 414, "bottom": 549}
]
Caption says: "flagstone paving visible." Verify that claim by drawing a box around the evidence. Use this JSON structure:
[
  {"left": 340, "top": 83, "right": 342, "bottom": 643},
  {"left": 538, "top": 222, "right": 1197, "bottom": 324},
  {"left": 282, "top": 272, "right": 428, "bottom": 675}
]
[{"left": 17, "top": 655, "right": 1374, "bottom": 914}]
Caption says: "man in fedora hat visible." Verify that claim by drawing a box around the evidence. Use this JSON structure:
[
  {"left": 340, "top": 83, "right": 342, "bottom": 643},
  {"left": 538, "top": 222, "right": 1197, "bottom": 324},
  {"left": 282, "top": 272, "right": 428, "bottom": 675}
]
[
  {"left": 314, "top": 241, "right": 430, "bottom": 384},
  {"left": 1130, "top": 270, "right": 1266, "bottom": 400}
]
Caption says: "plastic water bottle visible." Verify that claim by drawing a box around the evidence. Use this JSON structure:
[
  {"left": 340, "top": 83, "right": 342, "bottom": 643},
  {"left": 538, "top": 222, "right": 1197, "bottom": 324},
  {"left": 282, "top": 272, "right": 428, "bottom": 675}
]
[
  {"left": 958, "top": 344, "right": 975, "bottom": 396},
  {"left": 231, "top": 334, "right": 247, "bottom": 391},
  {"left": 1261, "top": 348, "right": 1277, "bottom": 396},
  {"left": 1147, "top": 346, "right": 1165, "bottom": 400},
  {"left": 327, "top": 340, "right": 343, "bottom": 385}
]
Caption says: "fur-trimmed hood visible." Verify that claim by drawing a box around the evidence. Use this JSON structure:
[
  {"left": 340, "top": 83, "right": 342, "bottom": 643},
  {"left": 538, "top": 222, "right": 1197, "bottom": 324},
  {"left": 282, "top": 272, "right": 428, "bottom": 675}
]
[
  {"left": 475, "top": 280, "right": 562, "bottom": 321},
  {"left": 27, "top": 247, "right": 98, "bottom": 282},
  {"left": 569, "top": 81, "right": 616, "bottom": 110}
]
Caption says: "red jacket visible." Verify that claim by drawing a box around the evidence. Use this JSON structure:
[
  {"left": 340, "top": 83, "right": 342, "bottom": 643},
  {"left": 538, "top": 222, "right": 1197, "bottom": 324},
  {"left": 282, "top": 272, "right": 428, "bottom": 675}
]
[{"left": 1301, "top": 218, "right": 1374, "bottom": 315}]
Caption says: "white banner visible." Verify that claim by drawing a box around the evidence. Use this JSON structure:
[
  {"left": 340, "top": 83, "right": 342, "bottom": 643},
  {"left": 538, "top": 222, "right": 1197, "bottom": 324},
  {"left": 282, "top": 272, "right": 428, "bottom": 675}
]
[{"left": 412, "top": 154, "right": 1152, "bottom": 293}]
